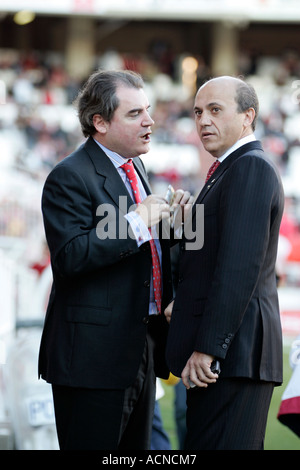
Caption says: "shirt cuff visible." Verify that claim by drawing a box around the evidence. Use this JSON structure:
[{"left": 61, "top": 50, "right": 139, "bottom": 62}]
[{"left": 124, "top": 211, "right": 152, "bottom": 246}]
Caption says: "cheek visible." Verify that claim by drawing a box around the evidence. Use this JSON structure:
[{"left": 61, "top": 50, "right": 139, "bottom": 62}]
[
  {"left": 123, "top": 131, "right": 138, "bottom": 148},
  {"left": 119, "top": 121, "right": 136, "bottom": 139},
  {"left": 114, "top": 124, "right": 135, "bottom": 145},
  {"left": 222, "top": 119, "right": 239, "bottom": 140}
]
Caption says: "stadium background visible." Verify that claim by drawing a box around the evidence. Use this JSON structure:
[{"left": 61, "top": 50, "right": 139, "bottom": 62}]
[{"left": 0, "top": 0, "right": 299, "bottom": 450}]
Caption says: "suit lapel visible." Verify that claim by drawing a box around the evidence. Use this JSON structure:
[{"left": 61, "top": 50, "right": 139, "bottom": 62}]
[
  {"left": 191, "top": 141, "right": 263, "bottom": 223},
  {"left": 84, "top": 137, "right": 131, "bottom": 211},
  {"left": 195, "top": 141, "right": 263, "bottom": 205},
  {"left": 133, "top": 158, "right": 152, "bottom": 195},
  {"left": 84, "top": 137, "right": 151, "bottom": 213}
]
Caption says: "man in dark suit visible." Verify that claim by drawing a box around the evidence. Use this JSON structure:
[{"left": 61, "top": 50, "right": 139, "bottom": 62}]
[
  {"left": 38, "top": 70, "right": 191, "bottom": 450},
  {"left": 165, "top": 76, "right": 284, "bottom": 450}
]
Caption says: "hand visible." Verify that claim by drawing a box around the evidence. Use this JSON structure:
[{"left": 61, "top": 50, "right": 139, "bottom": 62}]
[
  {"left": 181, "top": 352, "right": 219, "bottom": 389},
  {"left": 164, "top": 300, "right": 174, "bottom": 324},
  {"left": 171, "top": 190, "right": 194, "bottom": 224},
  {"left": 135, "top": 195, "right": 171, "bottom": 228}
]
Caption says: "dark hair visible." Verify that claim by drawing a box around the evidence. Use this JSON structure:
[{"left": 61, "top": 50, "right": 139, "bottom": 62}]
[
  {"left": 74, "top": 70, "right": 144, "bottom": 137},
  {"left": 235, "top": 80, "right": 259, "bottom": 131}
]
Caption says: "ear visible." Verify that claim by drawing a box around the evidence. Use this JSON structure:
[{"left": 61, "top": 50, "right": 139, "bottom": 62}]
[
  {"left": 93, "top": 114, "right": 109, "bottom": 134},
  {"left": 244, "top": 107, "right": 255, "bottom": 129}
]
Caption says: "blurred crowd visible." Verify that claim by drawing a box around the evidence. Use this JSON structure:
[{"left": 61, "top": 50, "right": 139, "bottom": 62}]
[
  {"left": 0, "top": 48, "right": 299, "bottom": 168},
  {"left": 0, "top": 45, "right": 300, "bottom": 450},
  {"left": 0, "top": 47, "right": 299, "bottom": 274}
]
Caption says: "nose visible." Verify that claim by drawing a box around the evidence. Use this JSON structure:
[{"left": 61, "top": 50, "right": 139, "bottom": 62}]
[
  {"left": 142, "top": 111, "right": 154, "bottom": 127},
  {"left": 198, "top": 111, "right": 211, "bottom": 127}
]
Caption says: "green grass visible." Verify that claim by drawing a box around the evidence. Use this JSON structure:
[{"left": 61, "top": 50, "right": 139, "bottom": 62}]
[
  {"left": 159, "top": 345, "right": 300, "bottom": 450},
  {"left": 265, "top": 346, "right": 300, "bottom": 450}
]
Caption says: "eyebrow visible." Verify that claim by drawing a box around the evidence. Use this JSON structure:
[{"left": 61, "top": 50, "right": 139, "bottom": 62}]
[
  {"left": 127, "top": 104, "right": 151, "bottom": 115},
  {"left": 208, "top": 101, "right": 223, "bottom": 107},
  {"left": 194, "top": 101, "right": 223, "bottom": 111}
]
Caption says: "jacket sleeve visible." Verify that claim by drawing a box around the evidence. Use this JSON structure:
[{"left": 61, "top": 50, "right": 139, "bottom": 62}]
[
  {"left": 42, "top": 164, "right": 142, "bottom": 280},
  {"left": 194, "top": 155, "right": 282, "bottom": 359}
]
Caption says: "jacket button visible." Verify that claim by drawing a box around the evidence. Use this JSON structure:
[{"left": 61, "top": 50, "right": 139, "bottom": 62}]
[
  {"left": 144, "top": 280, "right": 150, "bottom": 288},
  {"left": 143, "top": 316, "right": 149, "bottom": 325}
]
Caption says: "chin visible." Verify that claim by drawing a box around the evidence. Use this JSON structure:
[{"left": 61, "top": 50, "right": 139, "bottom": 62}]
[
  {"left": 204, "top": 145, "right": 217, "bottom": 155},
  {"left": 139, "top": 146, "right": 150, "bottom": 155}
]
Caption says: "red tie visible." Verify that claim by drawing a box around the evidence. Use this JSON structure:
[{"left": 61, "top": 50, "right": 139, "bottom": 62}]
[
  {"left": 121, "top": 159, "right": 162, "bottom": 314},
  {"left": 205, "top": 160, "right": 220, "bottom": 183}
]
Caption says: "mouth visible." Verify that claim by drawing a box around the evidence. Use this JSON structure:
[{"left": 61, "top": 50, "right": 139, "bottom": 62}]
[
  {"left": 201, "top": 131, "right": 215, "bottom": 140},
  {"left": 141, "top": 132, "right": 151, "bottom": 142}
]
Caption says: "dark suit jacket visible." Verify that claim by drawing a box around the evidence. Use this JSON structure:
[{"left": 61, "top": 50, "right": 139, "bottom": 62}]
[
  {"left": 38, "top": 137, "right": 172, "bottom": 389},
  {"left": 166, "top": 141, "right": 284, "bottom": 384}
]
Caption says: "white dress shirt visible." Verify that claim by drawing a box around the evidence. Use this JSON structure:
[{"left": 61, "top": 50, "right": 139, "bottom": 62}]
[
  {"left": 218, "top": 134, "right": 256, "bottom": 163},
  {"left": 94, "top": 139, "right": 161, "bottom": 314}
]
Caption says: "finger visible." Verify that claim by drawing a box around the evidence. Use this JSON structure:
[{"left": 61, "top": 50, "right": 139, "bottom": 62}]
[
  {"left": 179, "top": 192, "right": 192, "bottom": 206},
  {"left": 160, "top": 203, "right": 171, "bottom": 211},
  {"left": 156, "top": 196, "right": 172, "bottom": 204},
  {"left": 182, "top": 365, "right": 205, "bottom": 389},
  {"left": 164, "top": 313, "right": 171, "bottom": 324},
  {"left": 184, "top": 201, "right": 194, "bottom": 212},
  {"left": 164, "top": 308, "right": 171, "bottom": 319},
  {"left": 175, "top": 192, "right": 193, "bottom": 211},
  {"left": 187, "top": 361, "right": 216, "bottom": 385},
  {"left": 189, "top": 370, "right": 208, "bottom": 388},
  {"left": 160, "top": 204, "right": 171, "bottom": 219},
  {"left": 164, "top": 300, "right": 174, "bottom": 322},
  {"left": 181, "top": 374, "right": 192, "bottom": 389},
  {"left": 197, "top": 366, "right": 218, "bottom": 383},
  {"left": 172, "top": 190, "right": 184, "bottom": 206}
]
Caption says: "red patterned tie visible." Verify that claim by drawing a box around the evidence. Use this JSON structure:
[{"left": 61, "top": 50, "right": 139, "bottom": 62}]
[
  {"left": 121, "top": 159, "right": 162, "bottom": 314},
  {"left": 205, "top": 160, "right": 220, "bottom": 183}
]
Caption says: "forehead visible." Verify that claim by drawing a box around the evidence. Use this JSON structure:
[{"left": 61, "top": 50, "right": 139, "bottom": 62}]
[
  {"left": 115, "top": 85, "right": 149, "bottom": 110},
  {"left": 195, "top": 80, "right": 237, "bottom": 107}
]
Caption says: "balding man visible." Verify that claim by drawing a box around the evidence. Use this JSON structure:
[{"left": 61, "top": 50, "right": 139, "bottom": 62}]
[{"left": 165, "top": 76, "right": 284, "bottom": 450}]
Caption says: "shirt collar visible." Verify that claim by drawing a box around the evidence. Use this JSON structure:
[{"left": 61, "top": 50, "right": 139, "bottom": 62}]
[
  {"left": 93, "top": 138, "right": 129, "bottom": 169},
  {"left": 218, "top": 134, "right": 256, "bottom": 163}
]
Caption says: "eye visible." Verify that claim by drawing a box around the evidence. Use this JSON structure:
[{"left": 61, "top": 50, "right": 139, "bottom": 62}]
[
  {"left": 128, "top": 108, "right": 143, "bottom": 118},
  {"left": 130, "top": 111, "right": 140, "bottom": 117},
  {"left": 194, "top": 109, "right": 202, "bottom": 116},
  {"left": 212, "top": 107, "right": 221, "bottom": 113}
]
